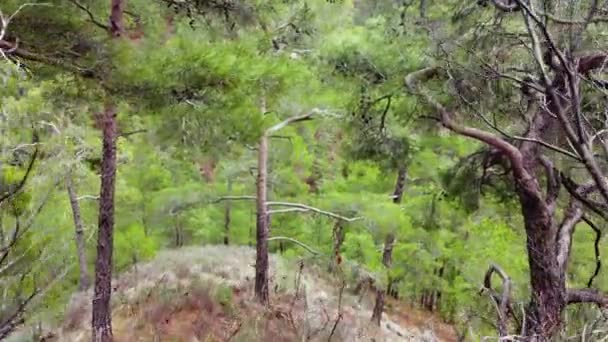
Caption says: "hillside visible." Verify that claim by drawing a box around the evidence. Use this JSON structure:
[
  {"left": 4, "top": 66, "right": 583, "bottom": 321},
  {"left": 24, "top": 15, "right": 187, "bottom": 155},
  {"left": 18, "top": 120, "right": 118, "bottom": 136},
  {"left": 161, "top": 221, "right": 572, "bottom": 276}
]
[{"left": 21, "top": 246, "right": 453, "bottom": 342}]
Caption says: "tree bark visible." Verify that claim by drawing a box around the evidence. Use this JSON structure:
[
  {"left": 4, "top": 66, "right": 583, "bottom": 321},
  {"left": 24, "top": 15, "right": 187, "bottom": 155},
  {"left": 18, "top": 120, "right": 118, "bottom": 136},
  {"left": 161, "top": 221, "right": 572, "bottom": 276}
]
[
  {"left": 66, "top": 175, "right": 91, "bottom": 291},
  {"left": 392, "top": 167, "right": 407, "bottom": 204},
  {"left": 92, "top": 2, "right": 123, "bottom": 339},
  {"left": 371, "top": 233, "right": 395, "bottom": 325},
  {"left": 92, "top": 104, "right": 118, "bottom": 342},
  {"left": 329, "top": 220, "right": 345, "bottom": 272},
  {"left": 223, "top": 179, "right": 232, "bottom": 245},
  {"left": 255, "top": 133, "right": 269, "bottom": 304}
]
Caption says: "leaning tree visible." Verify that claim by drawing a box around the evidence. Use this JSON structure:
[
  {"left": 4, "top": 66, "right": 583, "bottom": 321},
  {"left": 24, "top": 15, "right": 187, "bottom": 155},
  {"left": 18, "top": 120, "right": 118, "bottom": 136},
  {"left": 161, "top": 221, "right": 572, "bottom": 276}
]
[{"left": 407, "top": 0, "right": 608, "bottom": 339}]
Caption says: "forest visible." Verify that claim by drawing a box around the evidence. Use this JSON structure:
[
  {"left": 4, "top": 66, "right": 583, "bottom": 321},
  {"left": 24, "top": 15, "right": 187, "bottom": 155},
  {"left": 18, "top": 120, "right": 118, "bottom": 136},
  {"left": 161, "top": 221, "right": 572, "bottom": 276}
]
[{"left": 1, "top": 0, "right": 608, "bottom": 341}]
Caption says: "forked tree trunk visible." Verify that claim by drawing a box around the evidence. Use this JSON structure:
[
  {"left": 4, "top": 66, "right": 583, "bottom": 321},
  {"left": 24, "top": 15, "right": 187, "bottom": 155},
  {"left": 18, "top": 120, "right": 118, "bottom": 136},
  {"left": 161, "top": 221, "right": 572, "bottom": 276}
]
[
  {"left": 223, "top": 179, "right": 232, "bottom": 245},
  {"left": 66, "top": 176, "right": 91, "bottom": 291},
  {"left": 255, "top": 133, "right": 269, "bottom": 304},
  {"left": 371, "top": 233, "right": 395, "bottom": 325},
  {"left": 92, "top": 104, "right": 118, "bottom": 342}
]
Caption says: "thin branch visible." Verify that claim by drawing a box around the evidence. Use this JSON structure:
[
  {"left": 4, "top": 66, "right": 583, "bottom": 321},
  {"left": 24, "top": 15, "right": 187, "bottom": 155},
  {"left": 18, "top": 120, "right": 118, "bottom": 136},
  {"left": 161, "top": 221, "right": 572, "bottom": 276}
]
[
  {"left": 267, "top": 237, "right": 321, "bottom": 255},
  {"left": 118, "top": 129, "right": 147, "bottom": 138},
  {"left": 266, "top": 201, "right": 362, "bottom": 222},
  {"left": 212, "top": 195, "right": 256, "bottom": 203},
  {"left": 266, "top": 113, "right": 314, "bottom": 135},
  {"left": 67, "top": 0, "right": 110, "bottom": 31},
  {"left": 77, "top": 195, "right": 99, "bottom": 201},
  {"left": 0, "top": 131, "right": 38, "bottom": 204},
  {"left": 582, "top": 216, "right": 602, "bottom": 288}
]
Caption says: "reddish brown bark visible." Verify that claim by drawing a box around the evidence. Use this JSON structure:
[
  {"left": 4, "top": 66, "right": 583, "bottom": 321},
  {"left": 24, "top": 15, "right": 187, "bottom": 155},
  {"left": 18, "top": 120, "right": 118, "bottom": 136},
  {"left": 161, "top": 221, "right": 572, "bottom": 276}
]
[
  {"left": 92, "top": 2, "right": 124, "bottom": 340},
  {"left": 92, "top": 104, "right": 117, "bottom": 342}
]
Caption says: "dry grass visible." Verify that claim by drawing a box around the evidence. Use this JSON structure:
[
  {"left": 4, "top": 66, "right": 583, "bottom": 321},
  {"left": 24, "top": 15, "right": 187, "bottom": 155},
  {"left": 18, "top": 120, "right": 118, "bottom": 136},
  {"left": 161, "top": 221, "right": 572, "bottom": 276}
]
[{"left": 25, "top": 245, "right": 444, "bottom": 341}]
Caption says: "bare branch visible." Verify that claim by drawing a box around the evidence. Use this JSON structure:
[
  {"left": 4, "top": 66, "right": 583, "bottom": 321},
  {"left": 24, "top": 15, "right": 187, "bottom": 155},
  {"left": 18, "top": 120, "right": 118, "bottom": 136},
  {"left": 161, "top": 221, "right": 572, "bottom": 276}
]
[
  {"left": 267, "top": 236, "right": 321, "bottom": 255},
  {"left": 556, "top": 200, "right": 583, "bottom": 274},
  {"left": 267, "top": 201, "right": 362, "bottom": 222},
  {"left": 481, "top": 263, "right": 513, "bottom": 337},
  {"left": 0, "top": 131, "right": 38, "bottom": 204},
  {"left": 266, "top": 112, "right": 314, "bottom": 135},
  {"left": 212, "top": 195, "right": 257, "bottom": 203},
  {"left": 567, "top": 288, "right": 608, "bottom": 307},
  {"left": 581, "top": 216, "right": 602, "bottom": 288},
  {"left": 67, "top": 0, "right": 110, "bottom": 31},
  {"left": 77, "top": 195, "right": 99, "bottom": 201}
]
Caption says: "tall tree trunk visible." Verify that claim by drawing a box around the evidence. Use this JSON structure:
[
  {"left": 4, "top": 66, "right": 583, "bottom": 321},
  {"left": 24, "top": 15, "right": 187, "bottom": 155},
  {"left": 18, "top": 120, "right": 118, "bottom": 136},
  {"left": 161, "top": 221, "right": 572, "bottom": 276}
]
[
  {"left": 371, "top": 233, "right": 395, "bottom": 325},
  {"left": 92, "top": 2, "right": 124, "bottom": 340},
  {"left": 255, "top": 133, "right": 269, "bottom": 304},
  {"left": 223, "top": 179, "right": 232, "bottom": 245},
  {"left": 66, "top": 176, "right": 91, "bottom": 291},
  {"left": 92, "top": 104, "right": 118, "bottom": 342}
]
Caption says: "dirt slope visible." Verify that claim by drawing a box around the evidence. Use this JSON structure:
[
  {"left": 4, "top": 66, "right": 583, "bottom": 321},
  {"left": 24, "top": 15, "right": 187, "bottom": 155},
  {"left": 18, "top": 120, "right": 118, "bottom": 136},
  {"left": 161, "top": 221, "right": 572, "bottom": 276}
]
[{"left": 17, "top": 246, "right": 455, "bottom": 341}]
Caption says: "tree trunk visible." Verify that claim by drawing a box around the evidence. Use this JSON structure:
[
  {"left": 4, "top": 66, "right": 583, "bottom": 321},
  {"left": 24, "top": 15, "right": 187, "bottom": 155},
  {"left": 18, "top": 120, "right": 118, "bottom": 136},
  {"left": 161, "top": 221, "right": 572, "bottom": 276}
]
[
  {"left": 329, "top": 221, "right": 345, "bottom": 272},
  {"left": 371, "top": 289, "right": 385, "bottom": 326},
  {"left": 519, "top": 193, "right": 565, "bottom": 339},
  {"left": 255, "top": 133, "right": 269, "bottom": 304},
  {"left": 66, "top": 176, "right": 91, "bottom": 291},
  {"left": 223, "top": 179, "right": 232, "bottom": 245},
  {"left": 92, "top": 104, "right": 118, "bottom": 342},
  {"left": 392, "top": 167, "right": 407, "bottom": 204},
  {"left": 371, "top": 233, "right": 395, "bottom": 325},
  {"left": 92, "top": 3, "right": 123, "bottom": 339}
]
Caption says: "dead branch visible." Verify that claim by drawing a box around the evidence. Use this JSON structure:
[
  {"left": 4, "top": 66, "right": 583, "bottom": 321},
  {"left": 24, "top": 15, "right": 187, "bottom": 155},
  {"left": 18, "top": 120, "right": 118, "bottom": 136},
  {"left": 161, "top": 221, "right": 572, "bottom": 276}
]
[
  {"left": 266, "top": 112, "right": 314, "bottom": 135},
  {"left": 567, "top": 288, "right": 608, "bottom": 307},
  {"left": 268, "top": 236, "right": 321, "bottom": 255},
  {"left": 482, "top": 263, "right": 513, "bottom": 337},
  {"left": 327, "top": 279, "right": 346, "bottom": 342},
  {"left": 561, "top": 175, "right": 608, "bottom": 220},
  {"left": 212, "top": 195, "right": 257, "bottom": 203},
  {"left": 0, "top": 131, "right": 38, "bottom": 204},
  {"left": 581, "top": 216, "right": 602, "bottom": 288},
  {"left": 267, "top": 201, "right": 362, "bottom": 222},
  {"left": 67, "top": 0, "right": 110, "bottom": 31},
  {"left": 555, "top": 200, "right": 584, "bottom": 274}
]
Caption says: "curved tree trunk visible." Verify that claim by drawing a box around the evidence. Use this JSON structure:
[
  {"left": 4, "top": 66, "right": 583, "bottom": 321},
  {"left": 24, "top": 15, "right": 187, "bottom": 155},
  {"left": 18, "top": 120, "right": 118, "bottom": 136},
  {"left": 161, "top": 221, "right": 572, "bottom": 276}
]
[{"left": 66, "top": 176, "right": 90, "bottom": 291}]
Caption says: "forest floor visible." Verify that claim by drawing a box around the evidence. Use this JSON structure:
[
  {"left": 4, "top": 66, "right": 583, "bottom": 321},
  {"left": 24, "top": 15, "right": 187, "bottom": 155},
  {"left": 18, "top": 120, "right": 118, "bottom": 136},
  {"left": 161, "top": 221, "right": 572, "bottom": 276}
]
[{"left": 16, "top": 246, "right": 457, "bottom": 341}]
